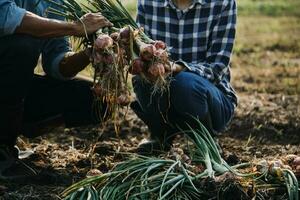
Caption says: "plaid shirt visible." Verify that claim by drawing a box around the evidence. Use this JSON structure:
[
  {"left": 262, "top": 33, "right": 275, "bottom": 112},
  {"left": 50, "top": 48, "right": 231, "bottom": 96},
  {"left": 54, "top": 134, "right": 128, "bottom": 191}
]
[{"left": 137, "top": 0, "right": 237, "bottom": 106}]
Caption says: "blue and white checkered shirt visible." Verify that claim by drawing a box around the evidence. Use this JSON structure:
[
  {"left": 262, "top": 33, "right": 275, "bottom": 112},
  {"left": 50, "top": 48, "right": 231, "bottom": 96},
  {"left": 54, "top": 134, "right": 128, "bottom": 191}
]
[{"left": 137, "top": 0, "right": 237, "bottom": 106}]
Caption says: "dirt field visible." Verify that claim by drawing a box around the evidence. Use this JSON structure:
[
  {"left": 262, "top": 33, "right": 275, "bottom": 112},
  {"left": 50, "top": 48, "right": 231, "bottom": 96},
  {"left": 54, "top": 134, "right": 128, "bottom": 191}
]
[{"left": 1, "top": 0, "right": 300, "bottom": 199}]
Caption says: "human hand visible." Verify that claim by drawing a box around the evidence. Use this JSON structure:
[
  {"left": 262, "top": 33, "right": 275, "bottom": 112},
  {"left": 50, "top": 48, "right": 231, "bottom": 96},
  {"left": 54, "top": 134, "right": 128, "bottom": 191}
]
[
  {"left": 146, "top": 61, "right": 184, "bottom": 79},
  {"left": 73, "top": 13, "right": 113, "bottom": 36},
  {"left": 167, "top": 61, "right": 185, "bottom": 73}
]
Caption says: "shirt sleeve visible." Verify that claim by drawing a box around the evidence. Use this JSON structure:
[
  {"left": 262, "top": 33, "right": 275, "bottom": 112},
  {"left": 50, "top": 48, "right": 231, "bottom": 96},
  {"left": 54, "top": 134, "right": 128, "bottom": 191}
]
[
  {"left": 42, "top": 37, "right": 72, "bottom": 80},
  {"left": 41, "top": 1, "right": 72, "bottom": 80},
  {"left": 0, "top": 0, "right": 26, "bottom": 37},
  {"left": 178, "top": 0, "right": 237, "bottom": 84}
]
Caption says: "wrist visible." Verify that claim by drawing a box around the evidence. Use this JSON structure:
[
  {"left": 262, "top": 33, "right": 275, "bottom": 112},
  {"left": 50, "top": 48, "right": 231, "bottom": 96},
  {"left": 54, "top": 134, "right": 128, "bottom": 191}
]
[{"left": 68, "top": 21, "right": 81, "bottom": 36}]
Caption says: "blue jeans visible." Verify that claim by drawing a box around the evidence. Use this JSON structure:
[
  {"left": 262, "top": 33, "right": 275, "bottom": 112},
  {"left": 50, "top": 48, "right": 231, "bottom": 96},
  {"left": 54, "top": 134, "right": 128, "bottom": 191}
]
[{"left": 132, "top": 71, "right": 235, "bottom": 139}]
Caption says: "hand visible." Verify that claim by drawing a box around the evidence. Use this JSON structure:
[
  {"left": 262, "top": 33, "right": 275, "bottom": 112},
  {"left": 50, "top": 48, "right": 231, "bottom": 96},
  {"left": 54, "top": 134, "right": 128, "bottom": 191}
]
[
  {"left": 73, "top": 13, "right": 113, "bottom": 36},
  {"left": 146, "top": 62, "right": 185, "bottom": 81},
  {"left": 168, "top": 61, "right": 185, "bottom": 73}
]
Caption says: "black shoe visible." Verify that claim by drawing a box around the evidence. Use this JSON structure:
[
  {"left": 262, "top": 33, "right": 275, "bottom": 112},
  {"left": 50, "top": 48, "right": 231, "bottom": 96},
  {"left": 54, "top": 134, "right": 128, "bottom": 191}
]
[
  {"left": 15, "top": 146, "right": 34, "bottom": 160},
  {"left": 0, "top": 145, "right": 18, "bottom": 174},
  {"left": 0, "top": 145, "right": 36, "bottom": 180}
]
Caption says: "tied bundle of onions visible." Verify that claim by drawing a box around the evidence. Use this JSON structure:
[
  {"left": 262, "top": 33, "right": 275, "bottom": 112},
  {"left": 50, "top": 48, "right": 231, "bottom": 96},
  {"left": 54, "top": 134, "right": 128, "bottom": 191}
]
[
  {"left": 46, "top": 0, "right": 173, "bottom": 128},
  {"left": 92, "top": 34, "right": 130, "bottom": 103},
  {"left": 91, "top": 32, "right": 132, "bottom": 128},
  {"left": 90, "top": 26, "right": 171, "bottom": 127},
  {"left": 129, "top": 28, "right": 172, "bottom": 94}
]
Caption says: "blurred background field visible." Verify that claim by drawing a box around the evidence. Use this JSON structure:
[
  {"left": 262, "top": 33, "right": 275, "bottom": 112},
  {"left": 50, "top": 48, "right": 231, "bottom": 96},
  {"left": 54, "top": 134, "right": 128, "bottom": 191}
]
[{"left": 81, "top": 0, "right": 300, "bottom": 94}]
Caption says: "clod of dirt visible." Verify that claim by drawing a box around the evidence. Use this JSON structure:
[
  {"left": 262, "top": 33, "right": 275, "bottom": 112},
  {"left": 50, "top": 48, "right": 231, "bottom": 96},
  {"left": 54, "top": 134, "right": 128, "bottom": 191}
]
[
  {"left": 218, "top": 180, "right": 251, "bottom": 200},
  {"left": 223, "top": 152, "right": 241, "bottom": 165},
  {"left": 94, "top": 143, "right": 115, "bottom": 155}
]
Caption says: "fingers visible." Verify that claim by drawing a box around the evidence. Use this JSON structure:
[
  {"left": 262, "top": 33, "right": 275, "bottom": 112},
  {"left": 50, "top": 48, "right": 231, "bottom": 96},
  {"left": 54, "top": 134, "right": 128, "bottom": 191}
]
[
  {"left": 85, "top": 13, "right": 113, "bottom": 26},
  {"left": 79, "top": 13, "right": 113, "bottom": 35}
]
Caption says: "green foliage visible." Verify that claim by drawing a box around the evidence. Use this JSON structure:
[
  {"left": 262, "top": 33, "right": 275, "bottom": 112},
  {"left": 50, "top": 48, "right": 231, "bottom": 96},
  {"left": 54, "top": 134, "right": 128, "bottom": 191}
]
[{"left": 237, "top": 0, "right": 300, "bottom": 17}]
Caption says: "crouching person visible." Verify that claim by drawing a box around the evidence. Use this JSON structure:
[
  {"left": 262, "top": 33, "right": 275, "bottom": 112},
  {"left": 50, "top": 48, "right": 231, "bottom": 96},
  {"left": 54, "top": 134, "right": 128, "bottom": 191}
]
[
  {"left": 131, "top": 0, "right": 237, "bottom": 154},
  {"left": 0, "top": 0, "right": 112, "bottom": 178}
]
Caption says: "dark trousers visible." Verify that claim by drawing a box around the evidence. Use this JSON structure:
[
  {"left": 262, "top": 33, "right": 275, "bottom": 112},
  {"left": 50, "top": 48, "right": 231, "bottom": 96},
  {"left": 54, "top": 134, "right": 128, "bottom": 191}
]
[
  {"left": 132, "top": 72, "right": 235, "bottom": 139},
  {"left": 0, "top": 34, "right": 100, "bottom": 146}
]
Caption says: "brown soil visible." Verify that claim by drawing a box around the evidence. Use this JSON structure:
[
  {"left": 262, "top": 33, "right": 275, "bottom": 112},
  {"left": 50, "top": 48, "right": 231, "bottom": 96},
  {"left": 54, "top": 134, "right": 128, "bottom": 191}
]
[
  {"left": 1, "top": 77, "right": 299, "bottom": 199},
  {"left": 1, "top": 13, "right": 300, "bottom": 200}
]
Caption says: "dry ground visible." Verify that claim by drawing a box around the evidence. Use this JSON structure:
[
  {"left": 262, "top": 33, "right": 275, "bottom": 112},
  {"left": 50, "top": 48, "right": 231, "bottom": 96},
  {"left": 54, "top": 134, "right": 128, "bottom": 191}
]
[{"left": 1, "top": 0, "right": 300, "bottom": 199}]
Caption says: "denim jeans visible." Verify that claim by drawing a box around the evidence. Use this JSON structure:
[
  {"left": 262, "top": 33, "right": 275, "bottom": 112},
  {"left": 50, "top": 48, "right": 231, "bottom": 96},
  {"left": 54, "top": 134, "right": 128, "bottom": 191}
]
[
  {"left": 0, "top": 34, "right": 101, "bottom": 146},
  {"left": 132, "top": 71, "right": 235, "bottom": 138}
]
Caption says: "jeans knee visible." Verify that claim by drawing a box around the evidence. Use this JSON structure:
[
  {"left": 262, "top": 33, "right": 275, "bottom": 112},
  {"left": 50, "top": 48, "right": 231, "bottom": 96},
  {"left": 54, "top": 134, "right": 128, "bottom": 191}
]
[{"left": 170, "top": 72, "right": 208, "bottom": 117}]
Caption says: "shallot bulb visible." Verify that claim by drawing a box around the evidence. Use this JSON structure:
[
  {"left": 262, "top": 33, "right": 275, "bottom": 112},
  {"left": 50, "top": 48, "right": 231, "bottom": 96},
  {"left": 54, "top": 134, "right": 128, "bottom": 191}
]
[
  {"left": 292, "top": 156, "right": 300, "bottom": 166},
  {"left": 148, "top": 62, "right": 165, "bottom": 77},
  {"left": 120, "top": 27, "right": 131, "bottom": 45},
  {"left": 94, "top": 35, "right": 114, "bottom": 51},
  {"left": 154, "top": 49, "right": 169, "bottom": 62},
  {"left": 256, "top": 159, "right": 268, "bottom": 173},
  {"left": 103, "top": 54, "right": 114, "bottom": 65},
  {"left": 140, "top": 44, "right": 156, "bottom": 61},
  {"left": 269, "top": 160, "right": 283, "bottom": 177},
  {"left": 110, "top": 32, "right": 120, "bottom": 42},
  {"left": 93, "top": 52, "right": 103, "bottom": 65},
  {"left": 154, "top": 40, "right": 167, "bottom": 50},
  {"left": 129, "top": 58, "right": 144, "bottom": 75}
]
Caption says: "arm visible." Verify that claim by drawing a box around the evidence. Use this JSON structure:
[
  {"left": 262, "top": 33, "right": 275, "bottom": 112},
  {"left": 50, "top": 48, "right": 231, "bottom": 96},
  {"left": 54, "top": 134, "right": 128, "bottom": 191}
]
[
  {"left": 0, "top": 0, "right": 112, "bottom": 38},
  {"left": 58, "top": 50, "right": 91, "bottom": 78},
  {"left": 0, "top": 0, "right": 26, "bottom": 36},
  {"left": 177, "top": 0, "right": 237, "bottom": 84},
  {"left": 16, "top": 12, "right": 112, "bottom": 38}
]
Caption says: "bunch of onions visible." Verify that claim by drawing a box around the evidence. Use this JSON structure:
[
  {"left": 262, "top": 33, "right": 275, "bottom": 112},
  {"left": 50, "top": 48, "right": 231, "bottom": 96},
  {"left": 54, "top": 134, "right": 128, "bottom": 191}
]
[
  {"left": 46, "top": 0, "right": 173, "bottom": 129},
  {"left": 254, "top": 158, "right": 299, "bottom": 200},
  {"left": 90, "top": 26, "right": 172, "bottom": 128},
  {"left": 91, "top": 26, "right": 172, "bottom": 108},
  {"left": 91, "top": 32, "right": 132, "bottom": 128},
  {"left": 129, "top": 32, "right": 172, "bottom": 94}
]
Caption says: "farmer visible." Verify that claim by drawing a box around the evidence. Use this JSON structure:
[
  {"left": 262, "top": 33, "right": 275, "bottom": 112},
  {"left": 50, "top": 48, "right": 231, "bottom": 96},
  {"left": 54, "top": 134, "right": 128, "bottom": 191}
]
[
  {"left": 133, "top": 0, "right": 237, "bottom": 153},
  {"left": 0, "top": 0, "right": 112, "bottom": 177}
]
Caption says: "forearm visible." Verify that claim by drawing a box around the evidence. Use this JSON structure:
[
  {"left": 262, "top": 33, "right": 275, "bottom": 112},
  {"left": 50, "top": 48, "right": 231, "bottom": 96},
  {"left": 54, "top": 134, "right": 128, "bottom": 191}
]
[
  {"left": 15, "top": 11, "right": 78, "bottom": 38},
  {"left": 59, "top": 50, "right": 90, "bottom": 78}
]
